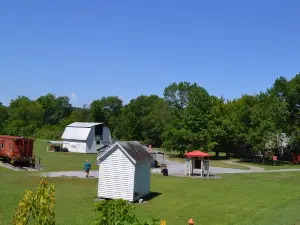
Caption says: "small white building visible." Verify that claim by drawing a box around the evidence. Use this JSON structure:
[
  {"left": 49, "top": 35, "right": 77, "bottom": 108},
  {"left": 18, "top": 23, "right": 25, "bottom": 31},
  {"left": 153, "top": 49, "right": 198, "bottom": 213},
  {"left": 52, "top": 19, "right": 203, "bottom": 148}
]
[
  {"left": 61, "top": 122, "right": 112, "bottom": 153},
  {"left": 97, "top": 141, "right": 152, "bottom": 202}
]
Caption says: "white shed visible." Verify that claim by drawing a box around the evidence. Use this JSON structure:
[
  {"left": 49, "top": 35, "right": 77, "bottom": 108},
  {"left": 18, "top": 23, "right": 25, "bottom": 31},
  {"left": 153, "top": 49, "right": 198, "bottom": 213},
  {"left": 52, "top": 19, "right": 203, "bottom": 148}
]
[
  {"left": 97, "top": 141, "right": 152, "bottom": 202},
  {"left": 61, "top": 122, "right": 112, "bottom": 153}
]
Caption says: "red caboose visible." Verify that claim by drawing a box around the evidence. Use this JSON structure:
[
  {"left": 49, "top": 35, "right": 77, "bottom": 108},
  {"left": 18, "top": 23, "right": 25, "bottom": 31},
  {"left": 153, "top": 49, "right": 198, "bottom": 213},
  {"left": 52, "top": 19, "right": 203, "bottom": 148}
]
[{"left": 0, "top": 135, "right": 35, "bottom": 165}]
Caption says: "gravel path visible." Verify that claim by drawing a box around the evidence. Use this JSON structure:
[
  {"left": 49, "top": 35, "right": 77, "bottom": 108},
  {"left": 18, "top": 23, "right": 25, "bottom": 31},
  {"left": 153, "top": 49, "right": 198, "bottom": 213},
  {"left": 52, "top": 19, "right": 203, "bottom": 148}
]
[
  {"left": 42, "top": 171, "right": 99, "bottom": 178},
  {"left": 221, "top": 160, "right": 265, "bottom": 172}
]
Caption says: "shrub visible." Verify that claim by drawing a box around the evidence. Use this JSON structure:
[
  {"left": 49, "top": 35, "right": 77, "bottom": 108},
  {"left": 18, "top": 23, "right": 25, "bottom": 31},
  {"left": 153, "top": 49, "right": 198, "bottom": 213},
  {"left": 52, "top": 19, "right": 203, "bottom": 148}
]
[
  {"left": 12, "top": 178, "right": 55, "bottom": 225},
  {"left": 94, "top": 199, "right": 160, "bottom": 225}
]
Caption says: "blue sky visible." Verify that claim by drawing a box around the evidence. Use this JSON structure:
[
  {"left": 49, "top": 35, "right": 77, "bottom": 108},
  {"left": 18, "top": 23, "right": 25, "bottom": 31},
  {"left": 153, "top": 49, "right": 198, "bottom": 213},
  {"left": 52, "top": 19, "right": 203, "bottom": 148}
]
[{"left": 0, "top": 0, "right": 299, "bottom": 106}]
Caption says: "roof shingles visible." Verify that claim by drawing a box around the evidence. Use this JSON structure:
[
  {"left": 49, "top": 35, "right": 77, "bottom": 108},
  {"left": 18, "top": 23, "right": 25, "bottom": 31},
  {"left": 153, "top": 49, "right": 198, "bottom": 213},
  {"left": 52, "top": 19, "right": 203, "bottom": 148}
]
[{"left": 119, "top": 141, "right": 153, "bottom": 162}]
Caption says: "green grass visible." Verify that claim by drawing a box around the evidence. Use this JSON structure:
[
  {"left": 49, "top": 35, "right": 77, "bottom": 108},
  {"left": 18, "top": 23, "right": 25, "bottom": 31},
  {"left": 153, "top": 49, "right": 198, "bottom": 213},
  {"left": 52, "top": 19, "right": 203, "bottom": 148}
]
[
  {"left": 2, "top": 171, "right": 300, "bottom": 224},
  {"left": 33, "top": 140, "right": 98, "bottom": 172}
]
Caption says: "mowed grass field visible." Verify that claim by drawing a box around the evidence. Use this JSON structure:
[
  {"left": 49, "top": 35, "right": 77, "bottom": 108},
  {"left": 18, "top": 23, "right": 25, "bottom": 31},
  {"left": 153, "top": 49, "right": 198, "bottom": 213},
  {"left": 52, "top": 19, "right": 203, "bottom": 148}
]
[
  {"left": 2, "top": 169, "right": 300, "bottom": 225},
  {"left": 33, "top": 140, "right": 98, "bottom": 172}
]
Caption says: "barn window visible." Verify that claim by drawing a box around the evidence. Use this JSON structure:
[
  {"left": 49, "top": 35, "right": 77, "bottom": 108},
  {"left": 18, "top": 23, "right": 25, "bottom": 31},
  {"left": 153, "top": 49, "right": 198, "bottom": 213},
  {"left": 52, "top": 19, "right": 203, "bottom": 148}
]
[{"left": 95, "top": 136, "right": 101, "bottom": 145}]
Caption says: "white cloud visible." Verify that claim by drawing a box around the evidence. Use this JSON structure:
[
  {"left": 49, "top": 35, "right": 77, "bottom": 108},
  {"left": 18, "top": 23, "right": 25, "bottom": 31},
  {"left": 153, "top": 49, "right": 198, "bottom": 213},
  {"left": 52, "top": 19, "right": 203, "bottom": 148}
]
[{"left": 69, "top": 93, "right": 79, "bottom": 101}]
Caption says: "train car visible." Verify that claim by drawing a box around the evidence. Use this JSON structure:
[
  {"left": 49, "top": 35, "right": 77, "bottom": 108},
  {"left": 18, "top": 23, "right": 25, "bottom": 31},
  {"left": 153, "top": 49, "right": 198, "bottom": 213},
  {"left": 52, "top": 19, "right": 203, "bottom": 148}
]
[{"left": 0, "top": 135, "right": 35, "bottom": 165}]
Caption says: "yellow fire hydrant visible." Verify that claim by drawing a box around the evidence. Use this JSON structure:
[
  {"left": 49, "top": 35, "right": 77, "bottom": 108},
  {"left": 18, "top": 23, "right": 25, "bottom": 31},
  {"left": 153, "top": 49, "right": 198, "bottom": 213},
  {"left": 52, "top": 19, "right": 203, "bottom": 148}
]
[
  {"left": 188, "top": 218, "right": 195, "bottom": 225},
  {"left": 160, "top": 219, "right": 166, "bottom": 225}
]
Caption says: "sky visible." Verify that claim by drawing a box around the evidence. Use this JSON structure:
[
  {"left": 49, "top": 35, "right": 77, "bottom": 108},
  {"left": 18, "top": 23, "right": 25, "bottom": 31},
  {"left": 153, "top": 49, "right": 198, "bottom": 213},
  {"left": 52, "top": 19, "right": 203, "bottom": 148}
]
[{"left": 0, "top": 0, "right": 300, "bottom": 106}]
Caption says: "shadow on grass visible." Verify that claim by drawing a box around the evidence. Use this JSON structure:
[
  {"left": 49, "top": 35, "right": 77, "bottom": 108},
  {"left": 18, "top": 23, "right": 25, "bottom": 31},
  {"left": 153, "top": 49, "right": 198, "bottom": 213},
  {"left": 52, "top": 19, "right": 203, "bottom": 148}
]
[{"left": 142, "top": 192, "right": 162, "bottom": 202}]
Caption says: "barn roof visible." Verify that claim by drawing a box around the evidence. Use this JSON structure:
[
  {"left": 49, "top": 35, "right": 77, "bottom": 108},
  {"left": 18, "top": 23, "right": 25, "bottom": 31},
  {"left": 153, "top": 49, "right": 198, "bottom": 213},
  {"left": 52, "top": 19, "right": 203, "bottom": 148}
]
[
  {"left": 98, "top": 141, "right": 153, "bottom": 164},
  {"left": 67, "top": 122, "right": 103, "bottom": 128},
  {"left": 61, "top": 126, "right": 91, "bottom": 141}
]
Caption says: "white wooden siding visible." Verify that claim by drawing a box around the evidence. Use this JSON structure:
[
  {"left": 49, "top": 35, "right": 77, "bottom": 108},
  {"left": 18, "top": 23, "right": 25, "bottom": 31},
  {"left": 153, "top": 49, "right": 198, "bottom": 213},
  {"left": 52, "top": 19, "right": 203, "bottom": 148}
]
[
  {"left": 98, "top": 147, "right": 135, "bottom": 201},
  {"left": 63, "top": 140, "right": 87, "bottom": 153},
  {"left": 133, "top": 162, "right": 151, "bottom": 201}
]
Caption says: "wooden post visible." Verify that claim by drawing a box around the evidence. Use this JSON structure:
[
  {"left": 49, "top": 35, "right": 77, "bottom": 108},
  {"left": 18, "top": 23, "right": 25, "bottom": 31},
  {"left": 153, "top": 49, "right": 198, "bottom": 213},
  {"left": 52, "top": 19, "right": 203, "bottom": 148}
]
[
  {"left": 207, "top": 159, "right": 210, "bottom": 177},
  {"left": 189, "top": 159, "right": 191, "bottom": 176},
  {"left": 200, "top": 159, "right": 203, "bottom": 177}
]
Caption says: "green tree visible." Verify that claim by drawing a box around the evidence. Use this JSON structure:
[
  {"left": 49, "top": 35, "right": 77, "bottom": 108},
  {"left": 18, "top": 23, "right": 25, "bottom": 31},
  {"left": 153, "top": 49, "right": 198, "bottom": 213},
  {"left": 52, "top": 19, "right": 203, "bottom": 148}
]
[
  {"left": 90, "top": 100, "right": 106, "bottom": 123},
  {"left": 37, "top": 94, "right": 72, "bottom": 125},
  {"left": 162, "top": 82, "right": 214, "bottom": 153},
  {"left": 114, "top": 95, "right": 162, "bottom": 145},
  {"left": 90, "top": 96, "right": 123, "bottom": 131},
  {"left": 248, "top": 93, "right": 288, "bottom": 154},
  {"left": 142, "top": 99, "right": 172, "bottom": 146},
  {"left": 4, "top": 96, "right": 44, "bottom": 137},
  {"left": 0, "top": 102, "right": 8, "bottom": 133}
]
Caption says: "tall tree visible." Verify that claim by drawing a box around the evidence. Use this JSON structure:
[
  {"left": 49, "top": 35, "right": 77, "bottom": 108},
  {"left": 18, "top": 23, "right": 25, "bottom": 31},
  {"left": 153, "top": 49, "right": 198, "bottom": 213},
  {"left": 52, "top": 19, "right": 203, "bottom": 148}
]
[
  {"left": 90, "top": 96, "right": 123, "bottom": 131},
  {"left": 37, "top": 94, "right": 72, "bottom": 125},
  {"left": 0, "top": 102, "right": 8, "bottom": 133},
  {"left": 4, "top": 96, "right": 44, "bottom": 136},
  {"left": 113, "top": 95, "right": 162, "bottom": 145},
  {"left": 162, "top": 82, "right": 213, "bottom": 153}
]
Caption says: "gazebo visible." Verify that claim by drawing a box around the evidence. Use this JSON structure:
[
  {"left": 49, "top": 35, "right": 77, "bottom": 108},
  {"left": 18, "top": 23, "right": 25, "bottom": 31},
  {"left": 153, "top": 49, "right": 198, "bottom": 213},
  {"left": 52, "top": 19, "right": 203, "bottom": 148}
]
[{"left": 184, "top": 150, "right": 211, "bottom": 177}]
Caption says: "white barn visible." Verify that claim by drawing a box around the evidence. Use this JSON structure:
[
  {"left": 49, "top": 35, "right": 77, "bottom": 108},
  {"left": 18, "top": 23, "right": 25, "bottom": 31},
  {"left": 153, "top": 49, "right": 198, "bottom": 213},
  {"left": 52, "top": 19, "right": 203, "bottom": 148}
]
[
  {"left": 97, "top": 141, "right": 152, "bottom": 202},
  {"left": 61, "top": 122, "right": 112, "bottom": 153}
]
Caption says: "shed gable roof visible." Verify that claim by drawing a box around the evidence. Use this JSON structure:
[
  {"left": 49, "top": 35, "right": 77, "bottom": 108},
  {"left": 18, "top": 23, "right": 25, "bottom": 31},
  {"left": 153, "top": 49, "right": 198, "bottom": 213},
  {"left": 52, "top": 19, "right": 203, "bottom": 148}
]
[{"left": 98, "top": 141, "right": 152, "bottom": 164}]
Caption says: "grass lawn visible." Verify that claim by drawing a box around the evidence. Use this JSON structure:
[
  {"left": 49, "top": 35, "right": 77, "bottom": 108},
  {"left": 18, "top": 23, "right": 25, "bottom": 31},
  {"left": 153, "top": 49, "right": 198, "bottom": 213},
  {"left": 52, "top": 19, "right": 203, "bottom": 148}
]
[
  {"left": 33, "top": 140, "right": 98, "bottom": 172},
  {"left": 2, "top": 170, "right": 300, "bottom": 225}
]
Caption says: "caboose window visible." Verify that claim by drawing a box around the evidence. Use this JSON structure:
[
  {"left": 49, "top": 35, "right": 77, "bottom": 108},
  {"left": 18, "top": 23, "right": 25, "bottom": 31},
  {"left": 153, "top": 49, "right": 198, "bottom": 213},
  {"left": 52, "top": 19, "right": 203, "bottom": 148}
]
[{"left": 0, "top": 143, "right": 3, "bottom": 149}]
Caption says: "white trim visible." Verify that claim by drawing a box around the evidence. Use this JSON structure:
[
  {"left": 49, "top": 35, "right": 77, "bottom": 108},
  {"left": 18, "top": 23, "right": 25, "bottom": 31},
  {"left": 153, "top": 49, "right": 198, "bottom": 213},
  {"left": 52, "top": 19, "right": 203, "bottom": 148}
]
[{"left": 97, "top": 142, "right": 137, "bottom": 164}]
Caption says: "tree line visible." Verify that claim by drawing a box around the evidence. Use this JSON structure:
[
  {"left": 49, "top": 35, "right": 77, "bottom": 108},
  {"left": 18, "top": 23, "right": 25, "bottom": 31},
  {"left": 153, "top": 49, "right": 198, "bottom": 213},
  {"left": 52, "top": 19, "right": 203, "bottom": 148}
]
[{"left": 1, "top": 73, "right": 300, "bottom": 156}]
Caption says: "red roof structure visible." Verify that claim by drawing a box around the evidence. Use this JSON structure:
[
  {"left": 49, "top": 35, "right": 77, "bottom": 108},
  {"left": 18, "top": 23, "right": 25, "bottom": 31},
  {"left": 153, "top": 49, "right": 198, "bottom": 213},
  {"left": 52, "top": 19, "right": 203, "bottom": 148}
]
[{"left": 185, "top": 150, "right": 211, "bottom": 158}]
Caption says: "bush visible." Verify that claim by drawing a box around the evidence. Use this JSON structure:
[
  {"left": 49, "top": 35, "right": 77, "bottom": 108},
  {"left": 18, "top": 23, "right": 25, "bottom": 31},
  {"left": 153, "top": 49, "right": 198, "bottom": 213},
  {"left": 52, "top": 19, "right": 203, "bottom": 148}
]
[
  {"left": 12, "top": 178, "right": 55, "bottom": 225},
  {"left": 94, "top": 199, "right": 159, "bottom": 225}
]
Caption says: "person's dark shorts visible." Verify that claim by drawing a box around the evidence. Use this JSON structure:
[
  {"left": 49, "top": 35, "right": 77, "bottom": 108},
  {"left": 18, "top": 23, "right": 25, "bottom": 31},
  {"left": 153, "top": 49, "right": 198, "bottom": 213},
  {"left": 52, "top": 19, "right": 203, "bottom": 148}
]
[{"left": 85, "top": 169, "right": 90, "bottom": 174}]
